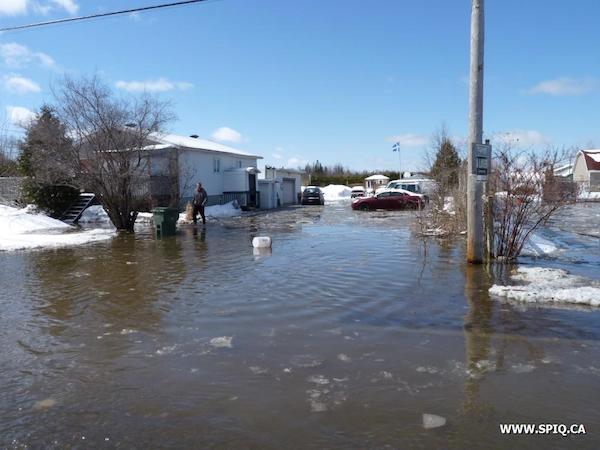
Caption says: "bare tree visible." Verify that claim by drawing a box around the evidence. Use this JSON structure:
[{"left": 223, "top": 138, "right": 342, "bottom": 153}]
[
  {"left": 53, "top": 75, "right": 174, "bottom": 231},
  {"left": 489, "top": 144, "right": 576, "bottom": 259}
]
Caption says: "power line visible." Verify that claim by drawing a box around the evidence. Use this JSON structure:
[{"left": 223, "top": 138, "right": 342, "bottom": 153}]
[{"left": 0, "top": 0, "right": 212, "bottom": 33}]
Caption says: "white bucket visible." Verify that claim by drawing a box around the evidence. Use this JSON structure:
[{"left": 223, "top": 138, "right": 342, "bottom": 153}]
[{"left": 252, "top": 236, "right": 272, "bottom": 248}]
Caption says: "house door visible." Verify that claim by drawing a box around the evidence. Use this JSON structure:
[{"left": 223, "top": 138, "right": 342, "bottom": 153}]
[
  {"left": 281, "top": 179, "right": 295, "bottom": 205},
  {"left": 248, "top": 173, "right": 257, "bottom": 207}
]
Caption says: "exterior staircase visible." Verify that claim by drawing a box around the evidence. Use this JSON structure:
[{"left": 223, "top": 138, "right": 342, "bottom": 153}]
[{"left": 61, "top": 193, "right": 96, "bottom": 224}]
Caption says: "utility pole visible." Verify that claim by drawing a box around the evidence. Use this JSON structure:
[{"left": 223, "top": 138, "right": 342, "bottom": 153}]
[{"left": 467, "top": 0, "right": 485, "bottom": 263}]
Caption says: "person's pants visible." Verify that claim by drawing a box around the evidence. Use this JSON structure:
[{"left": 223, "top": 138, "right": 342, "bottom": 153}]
[{"left": 192, "top": 205, "right": 206, "bottom": 224}]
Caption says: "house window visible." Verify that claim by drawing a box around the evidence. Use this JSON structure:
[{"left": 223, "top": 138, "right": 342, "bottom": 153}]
[
  {"left": 213, "top": 157, "right": 221, "bottom": 173},
  {"left": 237, "top": 160, "right": 242, "bottom": 168}
]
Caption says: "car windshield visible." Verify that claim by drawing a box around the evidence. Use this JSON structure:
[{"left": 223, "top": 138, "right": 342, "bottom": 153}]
[{"left": 304, "top": 188, "right": 320, "bottom": 194}]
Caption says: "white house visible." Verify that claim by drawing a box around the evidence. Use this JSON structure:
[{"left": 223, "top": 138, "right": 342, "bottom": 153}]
[
  {"left": 573, "top": 150, "right": 600, "bottom": 192},
  {"left": 364, "top": 174, "right": 389, "bottom": 193},
  {"left": 142, "top": 133, "right": 263, "bottom": 208},
  {"left": 261, "top": 166, "right": 304, "bottom": 207}
]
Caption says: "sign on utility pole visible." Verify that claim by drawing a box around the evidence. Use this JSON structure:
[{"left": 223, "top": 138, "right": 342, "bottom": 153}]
[{"left": 467, "top": 0, "right": 487, "bottom": 264}]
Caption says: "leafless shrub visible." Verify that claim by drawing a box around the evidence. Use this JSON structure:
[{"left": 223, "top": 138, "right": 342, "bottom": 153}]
[{"left": 489, "top": 144, "right": 576, "bottom": 259}]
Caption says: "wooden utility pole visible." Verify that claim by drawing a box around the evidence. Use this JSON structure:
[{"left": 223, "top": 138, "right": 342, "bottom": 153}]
[{"left": 467, "top": 0, "right": 485, "bottom": 263}]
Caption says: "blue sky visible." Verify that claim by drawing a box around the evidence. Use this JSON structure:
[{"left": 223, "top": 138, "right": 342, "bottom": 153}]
[{"left": 1, "top": 0, "right": 599, "bottom": 171}]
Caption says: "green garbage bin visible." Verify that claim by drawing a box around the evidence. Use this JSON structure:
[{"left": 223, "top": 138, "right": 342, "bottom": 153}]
[{"left": 152, "top": 207, "right": 179, "bottom": 238}]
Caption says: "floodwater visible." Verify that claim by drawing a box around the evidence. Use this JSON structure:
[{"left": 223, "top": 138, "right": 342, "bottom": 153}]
[{"left": 1, "top": 202, "right": 600, "bottom": 449}]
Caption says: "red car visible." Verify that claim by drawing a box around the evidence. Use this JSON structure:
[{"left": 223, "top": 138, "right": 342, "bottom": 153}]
[{"left": 351, "top": 190, "right": 424, "bottom": 211}]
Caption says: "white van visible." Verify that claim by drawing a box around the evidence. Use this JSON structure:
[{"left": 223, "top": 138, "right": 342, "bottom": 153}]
[{"left": 376, "top": 178, "right": 437, "bottom": 196}]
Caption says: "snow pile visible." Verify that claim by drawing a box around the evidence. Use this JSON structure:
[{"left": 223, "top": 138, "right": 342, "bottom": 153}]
[
  {"left": 205, "top": 201, "right": 242, "bottom": 218},
  {"left": 178, "top": 201, "right": 241, "bottom": 222},
  {"left": 0, "top": 205, "right": 115, "bottom": 251},
  {"left": 521, "top": 232, "right": 560, "bottom": 256},
  {"left": 578, "top": 190, "right": 600, "bottom": 200},
  {"left": 321, "top": 184, "right": 351, "bottom": 201},
  {"left": 490, "top": 267, "right": 600, "bottom": 307},
  {"left": 443, "top": 196, "right": 455, "bottom": 214},
  {"left": 0, "top": 204, "right": 70, "bottom": 234},
  {"left": 79, "top": 205, "right": 111, "bottom": 224}
]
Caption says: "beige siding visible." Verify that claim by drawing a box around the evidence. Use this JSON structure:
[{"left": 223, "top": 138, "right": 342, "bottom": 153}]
[{"left": 573, "top": 152, "right": 590, "bottom": 183}]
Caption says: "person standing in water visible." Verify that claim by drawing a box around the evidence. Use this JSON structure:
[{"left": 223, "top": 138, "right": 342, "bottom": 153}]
[{"left": 192, "top": 182, "right": 208, "bottom": 225}]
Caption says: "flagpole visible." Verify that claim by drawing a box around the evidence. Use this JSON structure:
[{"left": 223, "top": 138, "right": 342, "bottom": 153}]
[{"left": 393, "top": 142, "right": 401, "bottom": 179}]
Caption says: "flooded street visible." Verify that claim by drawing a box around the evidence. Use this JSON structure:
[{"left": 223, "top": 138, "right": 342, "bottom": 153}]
[{"left": 2, "top": 202, "right": 600, "bottom": 449}]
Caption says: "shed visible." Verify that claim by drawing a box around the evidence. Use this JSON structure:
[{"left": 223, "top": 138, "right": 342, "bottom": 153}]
[
  {"left": 573, "top": 150, "right": 600, "bottom": 192},
  {"left": 364, "top": 174, "right": 390, "bottom": 192}
]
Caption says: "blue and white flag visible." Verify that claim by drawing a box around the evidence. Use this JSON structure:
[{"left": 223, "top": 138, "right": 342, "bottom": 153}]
[{"left": 392, "top": 142, "right": 400, "bottom": 152}]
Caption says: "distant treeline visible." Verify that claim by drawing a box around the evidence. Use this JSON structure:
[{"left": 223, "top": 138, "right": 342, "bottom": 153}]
[{"left": 302, "top": 160, "right": 406, "bottom": 186}]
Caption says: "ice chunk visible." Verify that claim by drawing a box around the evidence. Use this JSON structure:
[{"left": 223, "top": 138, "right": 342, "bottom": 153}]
[
  {"left": 307, "top": 375, "right": 330, "bottom": 385},
  {"left": 337, "top": 353, "right": 352, "bottom": 363},
  {"left": 210, "top": 336, "right": 233, "bottom": 348},
  {"left": 422, "top": 413, "right": 446, "bottom": 429},
  {"left": 32, "top": 398, "right": 56, "bottom": 410},
  {"left": 490, "top": 267, "right": 600, "bottom": 307}
]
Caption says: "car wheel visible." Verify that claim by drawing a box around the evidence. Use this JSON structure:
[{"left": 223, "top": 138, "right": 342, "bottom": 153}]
[{"left": 359, "top": 204, "right": 370, "bottom": 211}]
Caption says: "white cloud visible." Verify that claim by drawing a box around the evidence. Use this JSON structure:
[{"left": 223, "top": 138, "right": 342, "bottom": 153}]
[
  {"left": 386, "top": 133, "right": 428, "bottom": 148},
  {"left": 51, "top": 0, "right": 78, "bottom": 15},
  {"left": 3, "top": 75, "right": 41, "bottom": 94},
  {"left": 527, "top": 77, "right": 598, "bottom": 96},
  {"left": 0, "top": 0, "right": 27, "bottom": 16},
  {"left": 211, "top": 127, "right": 243, "bottom": 144},
  {"left": 115, "top": 78, "right": 193, "bottom": 93},
  {"left": 492, "top": 130, "right": 550, "bottom": 147},
  {"left": 0, "top": 42, "right": 56, "bottom": 69},
  {"left": 286, "top": 156, "right": 307, "bottom": 168},
  {"left": 7, "top": 106, "right": 36, "bottom": 127}
]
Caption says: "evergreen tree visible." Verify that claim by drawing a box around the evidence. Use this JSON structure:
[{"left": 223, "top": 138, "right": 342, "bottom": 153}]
[{"left": 430, "top": 136, "right": 462, "bottom": 191}]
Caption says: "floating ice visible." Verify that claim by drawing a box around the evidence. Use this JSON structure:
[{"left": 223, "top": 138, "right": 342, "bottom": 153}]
[
  {"left": 510, "top": 363, "right": 536, "bottom": 374},
  {"left": 416, "top": 366, "right": 439, "bottom": 374},
  {"left": 337, "top": 353, "right": 352, "bottom": 363},
  {"left": 490, "top": 267, "right": 600, "bottom": 307},
  {"left": 32, "top": 398, "right": 56, "bottom": 410},
  {"left": 307, "top": 375, "right": 330, "bottom": 385},
  {"left": 210, "top": 336, "right": 233, "bottom": 348},
  {"left": 290, "top": 354, "right": 323, "bottom": 368},
  {"left": 249, "top": 366, "right": 269, "bottom": 375},
  {"left": 422, "top": 413, "right": 446, "bottom": 429}
]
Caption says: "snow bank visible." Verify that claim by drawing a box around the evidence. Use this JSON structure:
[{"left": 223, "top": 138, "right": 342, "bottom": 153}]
[
  {"left": 0, "top": 204, "right": 70, "bottom": 234},
  {"left": 321, "top": 184, "right": 351, "bottom": 201},
  {"left": 0, "top": 205, "right": 115, "bottom": 251},
  {"left": 79, "top": 205, "right": 111, "bottom": 224},
  {"left": 490, "top": 267, "right": 600, "bottom": 307},
  {"left": 578, "top": 190, "right": 600, "bottom": 200},
  {"left": 81, "top": 201, "right": 242, "bottom": 227},
  {"left": 205, "top": 201, "right": 242, "bottom": 218},
  {"left": 521, "top": 232, "right": 560, "bottom": 256}
]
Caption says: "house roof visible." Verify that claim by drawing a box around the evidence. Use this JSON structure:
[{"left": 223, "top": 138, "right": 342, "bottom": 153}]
[
  {"left": 148, "top": 132, "right": 263, "bottom": 159},
  {"left": 365, "top": 174, "right": 390, "bottom": 181},
  {"left": 580, "top": 150, "right": 600, "bottom": 171}
]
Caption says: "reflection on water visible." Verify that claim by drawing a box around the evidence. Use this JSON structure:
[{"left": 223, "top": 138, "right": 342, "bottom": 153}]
[{"left": 1, "top": 202, "right": 600, "bottom": 448}]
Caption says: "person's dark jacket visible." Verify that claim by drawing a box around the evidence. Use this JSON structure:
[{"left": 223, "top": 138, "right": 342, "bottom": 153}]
[{"left": 193, "top": 188, "right": 208, "bottom": 207}]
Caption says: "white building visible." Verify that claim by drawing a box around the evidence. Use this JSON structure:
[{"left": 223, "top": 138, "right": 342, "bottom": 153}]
[
  {"left": 364, "top": 174, "right": 390, "bottom": 193},
  {"left": 261, "top": 166, "right": 304, "bottom": 208},
  {"left": 573, "top": 150, "right": 600, "bottom": 192},
  {"left": 143, "top": 133, "right": 263, "bottom": 208}
]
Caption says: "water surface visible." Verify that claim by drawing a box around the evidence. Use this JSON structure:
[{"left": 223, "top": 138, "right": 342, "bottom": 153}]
[{"left": 1, "top": 202, "right": 599, "bottom": 449}]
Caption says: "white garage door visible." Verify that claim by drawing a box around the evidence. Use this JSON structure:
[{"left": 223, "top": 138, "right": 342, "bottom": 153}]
[{"left": 281, "top": 178, "right": 296, "bottom": 205}]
